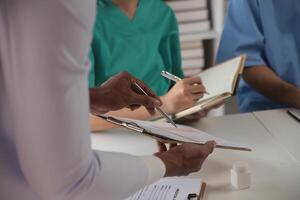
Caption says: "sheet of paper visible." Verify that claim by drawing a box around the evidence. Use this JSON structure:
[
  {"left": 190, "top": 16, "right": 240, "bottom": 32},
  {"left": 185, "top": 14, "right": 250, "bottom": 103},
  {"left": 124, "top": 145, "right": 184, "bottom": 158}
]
[
  {"left": 118, "top": 117, "right": 251, "bottom": 150},
  {"left": 197, "top": 56, "right": 244, "bottom": 102},
  {"left": 124, "top": 177, "right": 202, "bottom": 200}
]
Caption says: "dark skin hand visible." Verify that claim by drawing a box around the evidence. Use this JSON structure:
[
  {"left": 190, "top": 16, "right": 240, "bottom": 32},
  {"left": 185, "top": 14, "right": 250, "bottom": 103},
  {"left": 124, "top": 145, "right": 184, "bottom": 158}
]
[
  {"left": 90, "top": 71, "right": 162, "bottom": 115},
  {"left": 243, "top": 65, "right": 300, "bottom": 108},
  {"left": 155, "top": 141, "right": 216, "bottom": 177}
]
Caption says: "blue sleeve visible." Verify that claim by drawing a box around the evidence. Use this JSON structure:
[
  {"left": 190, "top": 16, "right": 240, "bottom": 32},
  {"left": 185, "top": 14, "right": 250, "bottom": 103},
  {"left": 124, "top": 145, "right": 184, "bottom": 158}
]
[{"left": 216, "top": 0, "right": 266, "bottom": 67}]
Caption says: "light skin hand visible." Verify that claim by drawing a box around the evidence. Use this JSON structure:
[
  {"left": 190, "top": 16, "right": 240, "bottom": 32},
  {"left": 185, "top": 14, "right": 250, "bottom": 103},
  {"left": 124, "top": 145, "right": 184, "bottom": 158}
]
[
  {"left": 89, "top": 71, "right": 162, "bottom": 115},
  {"left": 175, "top": 100, "right": 225, "bottom": 124},
  {"left": 89, "top": 77, "right": 223, "bottom": 132},
  {"left": 161, "top": 76, "right": 206, "bottom": 114},
  {"left": 155, "top": 141, "right": 216, "bottom": 177}
]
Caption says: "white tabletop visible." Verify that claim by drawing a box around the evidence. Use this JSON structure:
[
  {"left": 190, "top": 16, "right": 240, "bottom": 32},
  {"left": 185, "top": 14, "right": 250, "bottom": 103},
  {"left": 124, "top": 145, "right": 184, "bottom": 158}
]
[
  {"left": 191, "top": 113, "right": 300, "bottom": 200},
  {"left": 253, "top": 109, "right": 300, "bottom": 165},
  {"left": 91, "top": 110, "right": 300, "bottom": 200}
]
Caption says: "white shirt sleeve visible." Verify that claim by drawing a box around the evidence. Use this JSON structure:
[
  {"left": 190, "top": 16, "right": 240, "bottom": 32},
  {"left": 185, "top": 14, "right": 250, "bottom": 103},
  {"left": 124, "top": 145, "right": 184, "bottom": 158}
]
[
  {"left": 0, "top": 0, "right": 165, "bottom": 200},
  {"left": 141, "top": 156, "right": 167, "bottom": 184}
]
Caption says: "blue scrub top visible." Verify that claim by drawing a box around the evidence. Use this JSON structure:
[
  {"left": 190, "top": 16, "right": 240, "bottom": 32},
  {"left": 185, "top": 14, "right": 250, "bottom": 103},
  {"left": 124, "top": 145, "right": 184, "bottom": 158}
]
[{"left": 217, "top": 0, "right": 300, "bottom": 112}]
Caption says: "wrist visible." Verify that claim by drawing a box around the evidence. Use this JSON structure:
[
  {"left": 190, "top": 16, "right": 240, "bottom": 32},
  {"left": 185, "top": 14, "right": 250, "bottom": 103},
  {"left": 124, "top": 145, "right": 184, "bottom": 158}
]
[
  {"left": 141, "top": 156, "right": 166, "bottom": 183},
  {"left": 89, "top": 87, "right": 111, "bottom": 114},
  {"left": 160, "top": 95, "right": 174, "bottom": 114},
  {"left": 286, "top": 86, "right": 300, "bottom": 108},
  {"left": 293, "top": 88, "right": 300, "bottom": 108},
  {"left": 155, "top": 153, "right": 183, "bottom": 177}
]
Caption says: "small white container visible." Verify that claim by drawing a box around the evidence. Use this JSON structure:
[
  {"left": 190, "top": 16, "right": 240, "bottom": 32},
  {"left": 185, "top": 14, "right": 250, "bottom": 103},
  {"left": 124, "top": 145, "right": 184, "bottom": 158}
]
[{"left": 231, "top": 161, "right": 251, "bottom": 190}]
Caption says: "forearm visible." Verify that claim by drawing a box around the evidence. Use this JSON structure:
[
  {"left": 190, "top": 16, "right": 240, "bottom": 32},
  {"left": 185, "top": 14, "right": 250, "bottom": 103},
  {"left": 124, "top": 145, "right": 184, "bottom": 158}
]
[
  {"left": 243, "top": 65, "right": 300, "bottom": 108},
  {"left": 90, "top": 87, "right": 113, "bottom": 114},
  {"left": 6, "top": 1, "right": 162, "bottom": 199},
  {"left": 90, "top": 107, "right": 154, "bottom": 132}
]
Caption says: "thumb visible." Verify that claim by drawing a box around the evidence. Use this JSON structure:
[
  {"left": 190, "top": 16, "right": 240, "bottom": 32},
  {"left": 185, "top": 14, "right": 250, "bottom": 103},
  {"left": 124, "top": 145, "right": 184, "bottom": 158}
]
[{"left": 202, "top": 141, "right": 216, "bottom": 155}]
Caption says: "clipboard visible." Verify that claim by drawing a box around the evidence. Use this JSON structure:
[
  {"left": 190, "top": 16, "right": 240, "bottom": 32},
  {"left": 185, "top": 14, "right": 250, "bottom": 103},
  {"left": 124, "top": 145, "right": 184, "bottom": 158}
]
[
  {"left": 198, "top": 182, "right": 206, "bottom": 200},
  {"left": 97, "top": 115, "right": 252, "bottom": 152},
  {"left": 124, "top": 177, "right": 207, "bottom": 200}
]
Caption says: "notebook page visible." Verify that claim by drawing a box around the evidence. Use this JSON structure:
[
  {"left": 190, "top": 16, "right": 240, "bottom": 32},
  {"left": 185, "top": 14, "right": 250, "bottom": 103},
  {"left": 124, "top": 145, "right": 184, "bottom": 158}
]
[
  {"left": 124, "top": 177, "right": 202, "bottom": 200},
  {"left": 197, "top": 56, "right": 243, "bottom": 103},
  {"left": 117, "top": 117, "right": 250, "bottom": 150}
]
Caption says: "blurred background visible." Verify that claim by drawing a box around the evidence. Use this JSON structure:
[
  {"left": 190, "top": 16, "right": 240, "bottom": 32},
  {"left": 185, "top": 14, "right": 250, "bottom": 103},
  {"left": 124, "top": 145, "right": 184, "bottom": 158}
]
[{"left": 164, "top": 0, "right": 239, "bottom": 115}]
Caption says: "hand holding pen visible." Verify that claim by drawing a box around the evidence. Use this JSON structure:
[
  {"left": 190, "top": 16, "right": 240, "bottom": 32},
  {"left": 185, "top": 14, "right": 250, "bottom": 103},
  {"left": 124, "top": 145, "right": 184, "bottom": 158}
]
[
  {"left": 159, "top": 71, "right": 208, "bottom": 114},
  {"left": 134, "top": 82, "right": 177, "bottom": 128},
  {"left": 161, "top": 71, "right": 209, "bottom": 95},
  {"left": 90, "top": 71, "right": 162, "bottom": 115}
]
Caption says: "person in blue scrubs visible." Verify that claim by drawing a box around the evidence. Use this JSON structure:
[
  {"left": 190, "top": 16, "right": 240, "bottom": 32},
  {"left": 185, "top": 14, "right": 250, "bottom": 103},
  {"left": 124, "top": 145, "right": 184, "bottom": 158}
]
[{"left": 217, "top": 0, "right": 300, "bottom": 112}]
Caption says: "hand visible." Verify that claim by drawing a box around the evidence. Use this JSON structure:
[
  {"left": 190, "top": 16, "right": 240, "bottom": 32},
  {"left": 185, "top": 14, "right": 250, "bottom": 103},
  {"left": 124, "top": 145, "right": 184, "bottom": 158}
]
[
  {"left": 175, "top": 101, "right": 225, "bottom": 124},
  {"left": 161, "top": 76, "right": 206, "bottom": 114},
  {"left": 89, "top": 71, "right": 162, "bottom": 114},
  {"left": 175, "top": 112, "right": 208, "bottom": 124},
  {"left": 155, "top": 141, "right": 215, "bottom": 177}
]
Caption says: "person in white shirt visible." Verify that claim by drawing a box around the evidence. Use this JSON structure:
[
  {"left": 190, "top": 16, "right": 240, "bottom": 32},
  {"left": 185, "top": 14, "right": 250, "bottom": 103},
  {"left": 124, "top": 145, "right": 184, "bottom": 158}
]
[{"left": 0, "top": 1, "right": 215, "bottom": 200}]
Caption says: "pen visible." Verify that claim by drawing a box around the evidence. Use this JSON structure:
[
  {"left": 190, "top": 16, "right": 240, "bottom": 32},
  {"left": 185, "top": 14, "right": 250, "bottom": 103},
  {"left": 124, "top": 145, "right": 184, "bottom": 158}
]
[
  {"left": 287, "top": 110, "right": 300, "bottom": 123},
  {"left": 134, "top": 82, "right": 177, "bottom": 128},
  {"left": 161, "top": 70, "right": 181, "bottom": 82},
  {"left": 161, "top": 70, "right": 210, "bottom": 95}
]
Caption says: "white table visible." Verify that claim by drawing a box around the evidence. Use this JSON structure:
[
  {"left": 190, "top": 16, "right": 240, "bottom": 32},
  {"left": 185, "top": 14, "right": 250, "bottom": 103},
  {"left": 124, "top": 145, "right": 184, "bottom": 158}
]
[
  {"left": 253, "top": 109, "right": 300, "bottom": 165},
  {"left": 91, "top": 110, "right": 300, "bottom": 200}
]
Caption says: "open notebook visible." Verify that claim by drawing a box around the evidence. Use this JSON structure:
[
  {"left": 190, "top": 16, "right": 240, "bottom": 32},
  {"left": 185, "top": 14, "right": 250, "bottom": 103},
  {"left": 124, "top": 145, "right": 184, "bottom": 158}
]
[
  {"left": 98, "top": 115, "right": 251, "bottom": 151},
  {"left": 124, "top": 177, "right": 206, "bottom": 200},
  {"left": 158, "top": 55, "right": 246, "bottom": 120}
]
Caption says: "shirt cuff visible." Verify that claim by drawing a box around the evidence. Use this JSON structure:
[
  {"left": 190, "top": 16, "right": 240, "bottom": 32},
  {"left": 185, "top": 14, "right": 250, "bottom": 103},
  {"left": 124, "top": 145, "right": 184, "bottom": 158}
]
[{"left": 140, "top": 155, "right": 166, "bottom": 184}]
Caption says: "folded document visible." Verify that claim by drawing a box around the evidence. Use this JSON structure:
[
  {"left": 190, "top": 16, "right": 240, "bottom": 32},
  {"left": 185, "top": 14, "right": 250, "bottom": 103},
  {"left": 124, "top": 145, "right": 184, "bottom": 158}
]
[{"left": 125, "top": 177, "right": 206, "bottom": 200}]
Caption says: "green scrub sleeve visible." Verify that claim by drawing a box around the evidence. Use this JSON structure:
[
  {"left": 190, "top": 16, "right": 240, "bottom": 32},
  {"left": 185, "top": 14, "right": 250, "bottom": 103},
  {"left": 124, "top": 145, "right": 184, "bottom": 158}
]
[{"left": 158, "top": 12, "right": 184, "bottom": 79}]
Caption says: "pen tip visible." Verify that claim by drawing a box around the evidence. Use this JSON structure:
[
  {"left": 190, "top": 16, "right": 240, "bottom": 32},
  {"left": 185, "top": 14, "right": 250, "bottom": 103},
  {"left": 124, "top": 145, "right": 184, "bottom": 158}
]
[{"left": 172, "top": 123, "right": 178, "bottom": 128}]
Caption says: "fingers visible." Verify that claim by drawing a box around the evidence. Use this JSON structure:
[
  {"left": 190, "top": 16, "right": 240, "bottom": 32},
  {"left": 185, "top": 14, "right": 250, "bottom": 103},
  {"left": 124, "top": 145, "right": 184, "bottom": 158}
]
[
  {"left": 184, "top": 76, "right": 202, "bottom": 85},
  {"left": 134, "top": 79, "right": 162, "bottom": 106},
  {"left": 128, "top": 104, "right": 140, "bottom": 111},
  {"left": 203, "top": 141, "right": 216, "bottom": 154},
  {"left": 213, "top": 100, "right": 225, "bottom": 108},
  {"left": 180, "top": 77, "right": 207, "bottom": 101},
  {"left": 186, "top": 113, "right": 202, "bottom": 120},
  {"left": 155, "top": 141, "right": 216, "bottom": 177},
  {"left": 184, "top": 141, "right": 216, "bottom": 172},
  {"left": 198, "top": 110, "right": 208, "bottom": 118},
  {"left": 130, "top": 94, "right": 161, "bottom": 114},
  {"left": 181, "top": 141, "right": 216, "bottom": 163},
  {"left": 169, "top": 143, "right": 178, "bottom": 149},
  {"left": 188, "top": 83, "right": 206, "bottom": 94},
  {"left": 192, "top": 141, "right": 216, "bottom": 155},
  {"left": 156, "top": 141, "right": 167, "bottom": 153}
]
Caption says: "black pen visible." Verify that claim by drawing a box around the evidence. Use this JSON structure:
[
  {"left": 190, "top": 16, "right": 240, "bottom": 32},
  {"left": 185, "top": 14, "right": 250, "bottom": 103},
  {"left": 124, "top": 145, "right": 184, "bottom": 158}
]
[{"left": 287, "top": 109, "right": 300, "bottom": 123}]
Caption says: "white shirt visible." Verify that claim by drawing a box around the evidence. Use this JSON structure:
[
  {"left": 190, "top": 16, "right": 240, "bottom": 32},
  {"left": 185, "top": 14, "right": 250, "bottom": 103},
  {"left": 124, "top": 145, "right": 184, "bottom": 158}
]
[{"left": 0, "top": 1, "right": 165, "bottom": 200}]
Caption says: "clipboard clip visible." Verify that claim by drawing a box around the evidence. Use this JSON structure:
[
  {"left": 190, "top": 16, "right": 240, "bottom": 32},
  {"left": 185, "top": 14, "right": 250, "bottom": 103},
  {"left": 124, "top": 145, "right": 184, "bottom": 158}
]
[
  {"left": 97, "top": 115, "right": 145, "bottom": 133},
  {"left": 188, "top": 193, "right": 197, "bottom": 200}
]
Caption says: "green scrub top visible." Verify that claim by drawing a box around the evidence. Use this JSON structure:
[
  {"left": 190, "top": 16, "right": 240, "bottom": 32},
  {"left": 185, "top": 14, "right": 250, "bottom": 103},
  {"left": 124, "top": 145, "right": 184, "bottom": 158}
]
[{"left": 89, "top": 0, "right": 183, "bottom": 96}]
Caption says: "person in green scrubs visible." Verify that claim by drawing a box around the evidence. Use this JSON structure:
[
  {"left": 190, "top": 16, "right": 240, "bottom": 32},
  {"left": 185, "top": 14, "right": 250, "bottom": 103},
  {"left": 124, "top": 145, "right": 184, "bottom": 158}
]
[{"left": 89, "top": 0, "right": 207, "bottom": 131}]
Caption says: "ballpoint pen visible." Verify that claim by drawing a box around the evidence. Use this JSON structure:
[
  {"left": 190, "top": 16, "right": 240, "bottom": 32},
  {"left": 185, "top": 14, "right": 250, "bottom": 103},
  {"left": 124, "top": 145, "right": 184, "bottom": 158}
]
[
  {"left": 134, "top": 82, "right": 177, "bottom": 128},
  {"left": 161, "top": 70, "right": 210, "bottom": 95}
]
